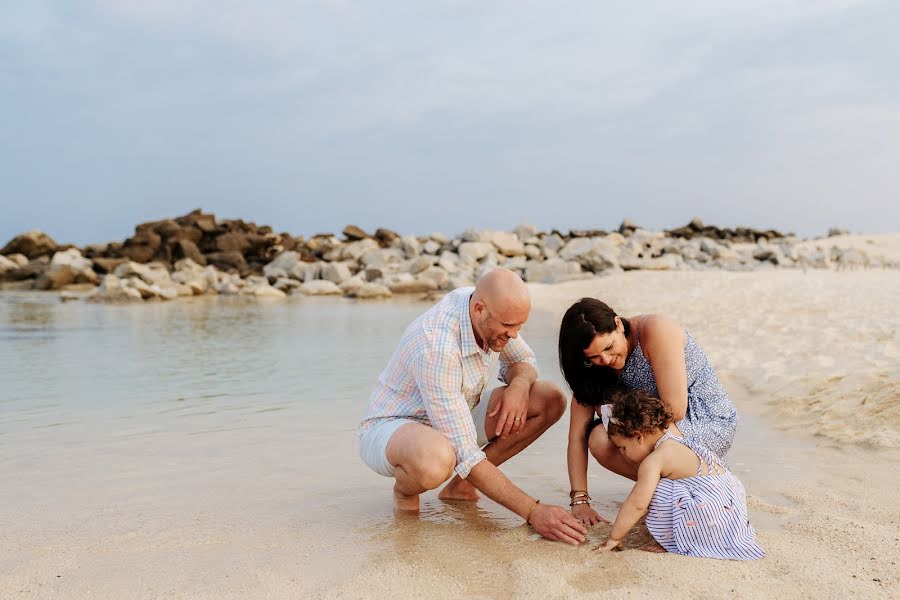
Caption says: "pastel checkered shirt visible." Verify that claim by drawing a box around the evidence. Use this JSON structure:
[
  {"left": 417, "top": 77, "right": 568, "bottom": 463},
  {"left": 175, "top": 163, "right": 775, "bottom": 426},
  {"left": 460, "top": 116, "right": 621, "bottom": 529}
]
[{"left": 359, "top": 287, "right": 538, "bottom": 479}]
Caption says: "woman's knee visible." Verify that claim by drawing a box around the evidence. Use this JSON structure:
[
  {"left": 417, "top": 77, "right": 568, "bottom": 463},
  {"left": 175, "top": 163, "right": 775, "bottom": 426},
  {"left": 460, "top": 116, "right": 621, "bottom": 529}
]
[{"left": 588, "top": 426, "right": 616, "bottom": 464}]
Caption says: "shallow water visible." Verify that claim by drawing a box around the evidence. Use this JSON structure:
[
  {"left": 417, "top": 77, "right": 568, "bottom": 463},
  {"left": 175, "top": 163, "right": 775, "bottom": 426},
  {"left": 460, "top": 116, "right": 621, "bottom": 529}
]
[{"left": 0, "top": 291, "right": 814, "bottom": 595}]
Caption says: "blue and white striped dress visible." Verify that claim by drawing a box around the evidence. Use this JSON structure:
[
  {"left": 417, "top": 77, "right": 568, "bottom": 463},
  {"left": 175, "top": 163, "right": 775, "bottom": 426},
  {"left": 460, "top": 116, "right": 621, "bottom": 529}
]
[{"left": 645, "top": 432, "right": 765, "bottom": 561}]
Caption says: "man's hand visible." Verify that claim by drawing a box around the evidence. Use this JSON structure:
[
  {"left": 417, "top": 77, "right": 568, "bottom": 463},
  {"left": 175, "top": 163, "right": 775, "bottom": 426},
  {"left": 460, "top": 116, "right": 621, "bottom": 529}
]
[
  {"left": 529, "top": 503, "right": 587, "bottom": 546},
  {"left": 572, "top": 503, "right": 608, "bottom": 527},
  {"left": 489, "top": 379, "right": 530, "bottom": 438}
]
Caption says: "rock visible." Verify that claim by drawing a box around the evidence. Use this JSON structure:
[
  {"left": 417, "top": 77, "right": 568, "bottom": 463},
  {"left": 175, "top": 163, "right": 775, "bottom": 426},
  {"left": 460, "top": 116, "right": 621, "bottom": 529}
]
[
  {"left": 524, "top": 244, "right": 542, "bottom": 260},
  {"left": 387, "top": 273, "right": 438, "bottom": 294},
  {"left": 570, "top": 229, "right": 608, "bottom": 238},
  {"left": 91, "top": 257, "right": 128, "bottom": 274},
  {"left": 828, "top": 227, "right": 850, "bottom": 237},
  {"left": 342, "top": 225, "right": 370, "bottom": 241},
  {"left": 7, "top": 254, "right": 28, "bottom": 267},
  {"left": 293, "top": 262, "right": 322, "bottom": 282},
  {"left": 514, "top": 224, "right": 539, "bottom": 240},
  {"left": 0, "top": 255, "right": 17, "bottom": 272},
  {"left": 298, "top": 280, "right": 342, "bottom": 296},
  {"left": 120, "top": 228, "right": 162, "bottom": 263},
  {"left": 341, "top": 238, "right": 380, "bottom": 262},
  {"left": 263, "top": 251, "right": 301, "bottom": 281},
  {"left": 618, "top": 219, "right": 639, "bottom": 235},
  {"left": 501, "top": 256, "right": 528, "bottom": 272},
  {"left": 542, "top": 233, "right": 565, "bottom": 258},
  {"left": 168, "top": 239, "right": 206, "bottom": 266},
  {"left": 175, "top": 209, "right": 218, "bottom": 233},
  {"left": 524, "top": 259, "right": 591, "bottom": 284},
  {"left": 408, "top": 256, "right": 435, "bottom": 275},
  {"left": 430, "top": 232, "right": 449, "bottom": 244},
  {"left": 113, "top": 261, "right": 171, "bottom": 286},
  {"left": 619, "top": 254, "right": 683, "bottom": 271},
  {"left": 322, "top": 262, "right": 353, "bottom": 284},
  {"left": 1, "top": 230, "right": 59, "bottom": 259},
  {"left": 88, "top": 275, "right": 143, "bottom": 303},
  {"left": 458, "top": 242, "right": 495, "bottom": 262},
  {"left": 422, "top": 240, "right": 441, "bottom": 255},
  {"left": 351, "top": 282, "right": 392, "bottom": 299},
  {"left": 214, "top": 231, "right": 251, "bottom": 254},
  {"left": 374, "top": 228, "right": 401, "bottom": 248},
  {"left": 833, "top": 247, "right": 869, "bottom": 268},
  {"left": 418, "top": 266, "right": 450, "bottom": 289},
  {"left": 205, "top": 251, "right": 248, "bottom": 273},
  {"left": 0, "top": 256, "right": 49, "bottom": 282},
  {"left": 338, "top": 274, "right": 367, "bottom": 296},
  {"left": 35, "top": 248, "right": 98, "bottom": 290},
  {"left": 438, "top": 251, "right": 460, "bottom": 273},
  {"left": 399, "top": 236, "right": 422, "bottom": 259},
  {"left": 251, "top": 283, "right": 288, "bottom": 298},
  {"left": 360, "top": 248, "right": 403, "bottom": 268},
  {"left": 274, "top": 277, "right": 300, "bottom": 293},
  {"left": 484, "top": 231, "right": 526, "bottom": 257}
]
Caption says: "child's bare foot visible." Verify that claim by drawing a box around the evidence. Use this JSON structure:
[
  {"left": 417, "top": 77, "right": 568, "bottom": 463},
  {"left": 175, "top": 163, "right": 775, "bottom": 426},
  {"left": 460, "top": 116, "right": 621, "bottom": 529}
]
[
  {"left": 438, "top": 476, "right": 480, "bottom": 501},
  {"left": 393, "top": 484, "right": 420, "bottom": 512},
  {"left": 641, "top": 540, "right": 667, "bottom": 553}
]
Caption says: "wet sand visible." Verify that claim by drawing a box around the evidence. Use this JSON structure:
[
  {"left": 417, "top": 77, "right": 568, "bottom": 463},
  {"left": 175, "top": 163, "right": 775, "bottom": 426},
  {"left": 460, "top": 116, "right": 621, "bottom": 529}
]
[{"left": 2, "top": 255, "right": 899, "bottom": 598}]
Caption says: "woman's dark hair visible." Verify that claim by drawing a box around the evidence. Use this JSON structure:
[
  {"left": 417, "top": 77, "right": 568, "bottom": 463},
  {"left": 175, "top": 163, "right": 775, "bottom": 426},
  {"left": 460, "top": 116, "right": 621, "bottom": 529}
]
[
  {"left": 558, "top": 297, "right": 631, "bottom": 407},
  {"left": 605, "top": 389, "right": 673, "bottom": 438}
]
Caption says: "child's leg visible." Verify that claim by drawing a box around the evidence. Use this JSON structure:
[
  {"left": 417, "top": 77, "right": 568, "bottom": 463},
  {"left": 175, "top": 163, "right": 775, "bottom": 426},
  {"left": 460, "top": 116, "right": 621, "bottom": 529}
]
[{"left": 588, "top": 426, "right": 638, "bottom": 480}]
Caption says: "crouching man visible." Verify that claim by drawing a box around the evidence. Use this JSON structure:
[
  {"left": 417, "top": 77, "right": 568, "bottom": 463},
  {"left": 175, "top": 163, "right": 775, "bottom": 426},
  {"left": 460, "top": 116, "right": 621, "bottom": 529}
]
[{"left": 358, "top": 268, "right": 586, "bottom": 545}]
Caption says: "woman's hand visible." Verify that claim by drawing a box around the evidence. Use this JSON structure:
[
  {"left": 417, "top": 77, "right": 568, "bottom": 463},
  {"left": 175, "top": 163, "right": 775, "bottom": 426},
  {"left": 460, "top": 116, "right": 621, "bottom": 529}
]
[
  {"left": 572, "top": 503, "right": 607, "bottom": 527},
  {"left": 593, "top": 537, "right": 622, "bottom": 552}
]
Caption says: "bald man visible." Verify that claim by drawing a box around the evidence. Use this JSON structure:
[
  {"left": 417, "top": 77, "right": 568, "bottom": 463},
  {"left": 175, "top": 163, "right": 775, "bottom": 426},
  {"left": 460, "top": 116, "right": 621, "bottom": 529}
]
[{"left": 358, "top": 268, "right": 587, "bottom": 545}]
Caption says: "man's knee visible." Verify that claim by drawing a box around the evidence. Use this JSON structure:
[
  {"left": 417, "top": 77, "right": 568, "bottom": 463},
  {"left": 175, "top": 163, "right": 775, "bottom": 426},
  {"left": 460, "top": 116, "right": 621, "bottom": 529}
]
[
  {"left": 531, "top": 381, "right": 567, "bottom": 423},
  {"left": 411, "top": 439, "right": 456, "bottom": 490}
]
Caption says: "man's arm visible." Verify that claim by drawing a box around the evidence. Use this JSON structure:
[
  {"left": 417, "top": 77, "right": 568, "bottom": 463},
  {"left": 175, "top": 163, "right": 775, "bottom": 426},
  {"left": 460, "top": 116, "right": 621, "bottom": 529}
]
[{"left": 466, "top": 458, "right": 587, "bottom": 545}]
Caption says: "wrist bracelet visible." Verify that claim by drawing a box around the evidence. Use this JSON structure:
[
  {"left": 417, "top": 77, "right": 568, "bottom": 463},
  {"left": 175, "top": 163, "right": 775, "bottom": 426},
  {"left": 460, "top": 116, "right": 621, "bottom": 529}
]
[
  {"left": 526, "top": 499, "right": 541, "bottom": 525},
  {"left": 570, "top": 499, "right": 591, "bottom": 507},
  {"left": 569, "top": 489, "right": 589, "bottom": 499}
]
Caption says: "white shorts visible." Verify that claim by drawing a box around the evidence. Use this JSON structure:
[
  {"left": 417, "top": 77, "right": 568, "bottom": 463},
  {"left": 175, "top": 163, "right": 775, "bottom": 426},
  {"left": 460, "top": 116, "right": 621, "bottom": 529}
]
[{"left": 359, "top": 382, "right": 499, "bottom": 477}]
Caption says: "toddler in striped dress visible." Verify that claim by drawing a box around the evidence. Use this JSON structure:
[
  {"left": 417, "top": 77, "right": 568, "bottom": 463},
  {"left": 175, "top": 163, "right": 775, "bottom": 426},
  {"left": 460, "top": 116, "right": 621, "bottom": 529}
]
[{"left": 594, "top": 389, "right": 765, "bottom": 560}]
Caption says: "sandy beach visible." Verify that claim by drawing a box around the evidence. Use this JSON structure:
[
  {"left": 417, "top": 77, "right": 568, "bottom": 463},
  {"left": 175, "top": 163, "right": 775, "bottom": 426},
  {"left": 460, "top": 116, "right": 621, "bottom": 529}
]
[{"left": 2, "top": 235, "right": 899, "bottom": 599}]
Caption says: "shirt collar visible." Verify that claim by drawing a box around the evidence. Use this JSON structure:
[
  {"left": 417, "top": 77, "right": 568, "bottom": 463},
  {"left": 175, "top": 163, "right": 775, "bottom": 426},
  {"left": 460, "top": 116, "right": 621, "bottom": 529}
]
[{"left": 459, "top": 289, "right": 484, "bottom": 357}]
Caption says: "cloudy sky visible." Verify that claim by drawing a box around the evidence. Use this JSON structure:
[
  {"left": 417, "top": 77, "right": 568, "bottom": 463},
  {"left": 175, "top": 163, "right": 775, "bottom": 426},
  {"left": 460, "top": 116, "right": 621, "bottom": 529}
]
[{"left": 2, "top": 0, "right": 898, "bottom": 245}]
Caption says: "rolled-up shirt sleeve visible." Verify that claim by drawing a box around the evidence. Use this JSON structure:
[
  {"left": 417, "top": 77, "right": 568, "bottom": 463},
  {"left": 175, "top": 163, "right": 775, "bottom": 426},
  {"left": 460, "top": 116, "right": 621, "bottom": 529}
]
[
  {"left": 497, "top": 335, "right": 539, "bottom": 384},
  {"left": 412, "top": 349, "right": 486, "bottom": 479}
]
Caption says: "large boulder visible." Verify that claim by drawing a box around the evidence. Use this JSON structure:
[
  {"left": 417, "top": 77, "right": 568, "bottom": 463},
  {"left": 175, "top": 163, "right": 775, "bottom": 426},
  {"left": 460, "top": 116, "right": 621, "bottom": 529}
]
[
  {"left": 458, "top": 242, "right": 495, "bottom": 262},
  {"left": 483, "top": 231, "right": 526, "bottom": 257},
  {"left": 0, "top": 255, "right": 17, "bottom": 273},
  {"left": 374, "top": 227, "right": 400, "bottom": 248},
  {"left": 1, "top": 230, "right": 59, "bottom": 259},
  {"left": 263, "top": 251, "right": 301, "bottom": 281},
  {"left": 204, "top": 251, "right": 248, "bottom": 274},
  {"left": 34, "top": 248, "right": 99, "bottom": 290}
]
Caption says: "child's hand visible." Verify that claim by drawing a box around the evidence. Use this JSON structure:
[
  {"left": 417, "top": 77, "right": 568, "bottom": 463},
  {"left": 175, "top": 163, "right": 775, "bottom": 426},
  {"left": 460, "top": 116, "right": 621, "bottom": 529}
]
[
  {"left": 572, "top": 504, "right": 609, "bottom": 527},
  {"left": 593, "top": 538, "right": 622, "bottom": 552}
]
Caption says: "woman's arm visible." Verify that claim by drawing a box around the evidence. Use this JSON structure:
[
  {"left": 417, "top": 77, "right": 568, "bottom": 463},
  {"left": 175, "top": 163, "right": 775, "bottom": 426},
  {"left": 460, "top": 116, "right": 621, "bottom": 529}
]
[
  {"left": 567, "top": 397, "right": 604, "bottom": 526},
  {"left": 641, "top": 315, "right": 688, "bottom": 421},
  {"left": 596, "top": 453, "right": 663, "bottom": 550}
]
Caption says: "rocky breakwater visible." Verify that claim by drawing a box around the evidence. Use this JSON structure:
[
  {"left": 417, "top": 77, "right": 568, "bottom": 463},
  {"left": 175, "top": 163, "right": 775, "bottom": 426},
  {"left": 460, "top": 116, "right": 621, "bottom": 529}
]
[{"left": 1, "top": 213, "right": 896, "bottom": 303}]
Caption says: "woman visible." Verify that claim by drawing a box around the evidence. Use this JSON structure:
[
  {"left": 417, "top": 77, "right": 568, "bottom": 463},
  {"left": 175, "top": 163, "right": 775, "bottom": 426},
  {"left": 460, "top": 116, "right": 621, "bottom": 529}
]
[{"left": 558, "top": 297, "right": 737, "bottom": 527}]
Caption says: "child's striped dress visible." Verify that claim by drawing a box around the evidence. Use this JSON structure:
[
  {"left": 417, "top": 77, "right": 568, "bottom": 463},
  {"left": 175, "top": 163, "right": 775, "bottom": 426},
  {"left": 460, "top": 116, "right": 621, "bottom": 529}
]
[{"left": 645, "top": 432, "right": 765, "bottom": 560}]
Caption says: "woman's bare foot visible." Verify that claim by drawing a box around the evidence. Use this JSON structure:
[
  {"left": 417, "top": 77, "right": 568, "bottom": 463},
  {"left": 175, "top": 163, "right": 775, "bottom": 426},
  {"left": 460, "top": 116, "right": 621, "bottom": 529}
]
[
  {"left": 437, "top": 476, "right": 480, "bottom": 501},
  {"left": 393, "top": 484, "right": 420, "bottom": 512},
  {"left": 641, "top": 540, "right": 667, "bottom": 553}
]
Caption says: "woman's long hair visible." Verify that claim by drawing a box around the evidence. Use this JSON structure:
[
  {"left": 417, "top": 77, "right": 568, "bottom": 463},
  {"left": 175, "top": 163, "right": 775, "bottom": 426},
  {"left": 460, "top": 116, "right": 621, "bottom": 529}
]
[{"left": 558, "top": 297, "right": 630, "bottom": 407}]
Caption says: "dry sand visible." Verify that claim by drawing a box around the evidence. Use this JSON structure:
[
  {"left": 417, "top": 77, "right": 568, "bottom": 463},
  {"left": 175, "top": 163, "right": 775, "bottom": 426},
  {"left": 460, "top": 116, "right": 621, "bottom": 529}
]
[{"left": 2, "top": 235, "right": 899, "bottom": 599}]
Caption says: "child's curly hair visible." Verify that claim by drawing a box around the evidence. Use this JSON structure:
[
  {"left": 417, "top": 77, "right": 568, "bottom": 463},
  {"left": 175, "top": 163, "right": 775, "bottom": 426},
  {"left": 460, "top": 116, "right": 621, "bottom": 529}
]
[{"left": 606, "top": 389, "right": 673, "bottom": 437}]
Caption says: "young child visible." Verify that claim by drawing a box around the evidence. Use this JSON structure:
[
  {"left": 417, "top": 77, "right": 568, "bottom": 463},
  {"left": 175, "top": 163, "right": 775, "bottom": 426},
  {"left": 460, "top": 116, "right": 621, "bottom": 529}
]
[{"left": 595, "top": 389, "right": 765, "bottom": 560}]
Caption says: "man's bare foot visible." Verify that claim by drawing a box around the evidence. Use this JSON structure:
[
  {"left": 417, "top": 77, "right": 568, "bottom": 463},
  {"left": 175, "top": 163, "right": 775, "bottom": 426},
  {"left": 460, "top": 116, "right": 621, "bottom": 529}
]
[
  {"left": 437, "top": 476, "right": 480, "bottom": 501},
  {"left": 641, "top": 540, "right": 667, "bottom": 553},
  {"left": 393, "top": 484, "right": 420, "bottom": 512}
]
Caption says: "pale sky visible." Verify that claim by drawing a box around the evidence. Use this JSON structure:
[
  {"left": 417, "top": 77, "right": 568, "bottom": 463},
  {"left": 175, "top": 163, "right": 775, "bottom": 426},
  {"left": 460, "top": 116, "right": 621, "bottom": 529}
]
[{"left": 2, "top": 0, "right": 899, "bottom": 246}]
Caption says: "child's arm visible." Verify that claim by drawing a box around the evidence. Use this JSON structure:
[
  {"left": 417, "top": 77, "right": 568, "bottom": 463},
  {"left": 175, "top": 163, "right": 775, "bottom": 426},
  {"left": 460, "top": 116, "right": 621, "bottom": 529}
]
[{"left": 595, "top": 453, "right": 663, "bottom": 551}]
